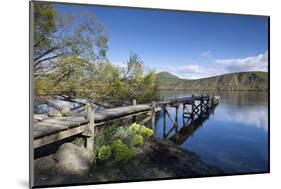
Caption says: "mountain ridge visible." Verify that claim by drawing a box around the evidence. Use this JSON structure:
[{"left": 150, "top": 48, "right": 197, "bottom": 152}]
[{"left": 156, "top": 71, "right": 268, "bottom": 91}]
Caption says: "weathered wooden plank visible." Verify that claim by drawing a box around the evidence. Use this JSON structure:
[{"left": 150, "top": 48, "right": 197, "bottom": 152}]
[
  {"left": 33, "top": 122, "right": 68, "bottom": 139},
  {"left": 132, "top": 99, "right": 137, "bottom": 123},
  {"left": 84, "top": 107, "right": 95, "bottom": 151},
  {"left": 34, "top": 114, "right": 49, "bottom": 122},
  {"left": 94, "top": 104, "right": 151, "bottom": 122},
  {"left": 41, "top": 117, "right": 88, "bottom": 128},
  {"left": 139, "top": 115, "right": 152, "bottom": 125},
  {"left": 151, "top": 102, "right": 156, "bottom": 134},
  {"left": 34, "top": 124, "right": 87, "bottom": 148},
  {"left": 94, "top": 110, "right": 152, "bottom": 126}
]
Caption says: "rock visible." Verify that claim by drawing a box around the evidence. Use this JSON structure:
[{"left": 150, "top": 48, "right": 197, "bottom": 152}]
[{"left": 54, "top": 143, "right": 92, "bottom": 175}]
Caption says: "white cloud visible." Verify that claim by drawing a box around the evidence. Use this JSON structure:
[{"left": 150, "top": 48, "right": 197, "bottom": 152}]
[
  {"left": 215, "top": 51, "right": 268, "bottom": 73},
  {"left": 200, "top": 50, "right": 212, "bottom": 58},
  {"left": 215, "top": 105, "right": 268, "bottom": 131},
  {"left": 161, "top": 64, "right": 220, "bottom": 79}
]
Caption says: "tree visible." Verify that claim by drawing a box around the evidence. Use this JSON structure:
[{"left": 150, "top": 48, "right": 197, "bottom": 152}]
[
  {"left": 33, "top": 2, "right": 108, "bottom": 76},
  {"left": 109, "top": 52, "right": 157, "bottom": 104},
  {"left": 33, "top": 2, "right": 157, "bottom": 109},
  {"left": 33, "top": 2, "right": 109, "bottom": 103}
]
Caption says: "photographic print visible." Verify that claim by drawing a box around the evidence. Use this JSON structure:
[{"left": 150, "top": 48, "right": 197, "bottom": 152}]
[{"left": 30, "top": 1, "right": 269, "bottom": 188}]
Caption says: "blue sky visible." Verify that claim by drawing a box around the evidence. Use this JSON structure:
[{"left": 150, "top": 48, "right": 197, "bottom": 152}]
[{"left": 54, "top": 3, "right": 268, "bottom": 79}]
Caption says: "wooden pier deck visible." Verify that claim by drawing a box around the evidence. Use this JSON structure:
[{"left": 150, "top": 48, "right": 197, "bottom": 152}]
[{"left": 33, "top": 94, "right": 218, "bottom": 149}]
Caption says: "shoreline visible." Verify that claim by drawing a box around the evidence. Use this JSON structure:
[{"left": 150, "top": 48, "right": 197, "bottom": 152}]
[{"left": 34, "top": 137, "right": 223, "bottom": 186}]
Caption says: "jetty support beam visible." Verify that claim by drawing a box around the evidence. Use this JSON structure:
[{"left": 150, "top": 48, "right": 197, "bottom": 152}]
[
  {"left": 82, "top": 106, "right": 95, "bottom": 151},
  {"left": 132, "top": 99, "right": 137, "bottom": 123},
  {"left": 151, "top": 101, "right": 156, "bottom": 135}
]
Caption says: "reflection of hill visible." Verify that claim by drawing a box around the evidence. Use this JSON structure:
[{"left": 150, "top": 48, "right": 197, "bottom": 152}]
[
  {"left": 217, "top": 91, "right": 268, "bottom": 106},
  {"left": 157, "top": 90, "right": 268, "bottom": 106}
]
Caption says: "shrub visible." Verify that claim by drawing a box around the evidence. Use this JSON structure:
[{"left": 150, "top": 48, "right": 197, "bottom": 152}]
[
  {"left": 112, "top": 139, "right": 136, "bottom": 162},
  {"left": 133, "top": 134, "right": 143, "bottom": 145},
  {"left": 129, "top": 123, "right": 141, "bottom": 133},
  {"left": 111, "top": 139, "right": 123, "bottom": 149},
  {"left": 72, "top": 137, "right": 85, "bottom": 147},
  {"left": 140, "top": 126, "right": 153, "bottom": 137},
  {"left": 97, "top": 145, "right": 112, "bottom": 161},
  {"left": 113, "top": 127, "right": 131, "bottom": 140}
]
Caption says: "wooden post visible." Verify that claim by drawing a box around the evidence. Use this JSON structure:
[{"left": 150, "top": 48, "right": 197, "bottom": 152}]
[
  {"left": 132, "top": 99, "right": 137, "bottom": 123},
  {"left": 182, "top": 104, "right": 185, "bottom": 127},
  {"left": 200, "top": 94, "right": 203, "bottom": 114},
  {"left": 191, "top": 100, "right": 194, "bottom": 119},
  {"left": 85, "top": 106, "right": 95, "bottom": 152},
  {"left": 192, "top": 94, "right": 195, "bottom": 117},
  {"left": 163, "top": 105, "right": 166, "bottom": 138},
  {"left": 175, "top": 97, "right": 178, "bottom": 124},
  {"left": 175, "top": 105, "right": 179, "bottom": 132},
  {"left": 151, "top": 101, "right": 156, "bottom": 135}
]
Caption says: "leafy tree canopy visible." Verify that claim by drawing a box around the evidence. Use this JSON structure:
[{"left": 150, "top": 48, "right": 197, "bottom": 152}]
[{"left": 33, "top": 2, "right": 157, "bottom": 108}]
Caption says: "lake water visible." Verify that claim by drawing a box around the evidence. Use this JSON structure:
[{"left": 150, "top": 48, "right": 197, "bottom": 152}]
[{"left": 154, "top": 90, "right": 269, "bottom": 174}]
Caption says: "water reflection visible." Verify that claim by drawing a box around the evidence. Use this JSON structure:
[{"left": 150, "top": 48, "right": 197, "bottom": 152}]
[
  {"left": 215, "top": 104, "right": 268, "bottom": 131},
  {"left": 154, "top": 90, "right": 269, "bottom": 174}
]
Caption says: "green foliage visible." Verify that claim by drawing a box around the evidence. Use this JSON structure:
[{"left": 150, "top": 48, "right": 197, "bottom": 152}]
[
  {"left": 97, "top": 145, "right": 112, "bottom": 161},
  {"left": 33, "top": 3, "right": 157, "bottom": 105},
  {"left": 61, "top": 106, "right": 70, "bottom": 117},
  {"left": 72, "top": 137, "right": 85, "bottom": 147},
  {"left": 113, "top": 127, "right": 132, "bottom": 141},
  {"left": 129, "top": 123, "right": 141, "bottom": 133},
  {"left": 133, "top": 134, "right": 143, "bottom": 145},
  {"left": 111, "top": 140, "right": 136, "bottom": 162},
  {"left": 129, "top": 123, "right": 153, "bottom": 137},
  {"left": 34, "top": 2, "right": 56, "bottom": 58},
  {"left": 93, "top": 122, "right": 120, "bottom": 159},
  {"left": 140, "top": 126, "right": 153, "bottom": 137},
  {"left": 84, "top": 102, "right": 91, "bottom": 111},
  {"left": 92, "top": 122, "right": 153, "bottom": 164}
]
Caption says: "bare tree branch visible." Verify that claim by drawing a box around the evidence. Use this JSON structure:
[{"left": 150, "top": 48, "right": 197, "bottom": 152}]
[
  {"left": 34, "top": 54, "right": 60, "bottom": 68},
  {"left": 34, "top": 46, "right": 60, "bottom": 62}
]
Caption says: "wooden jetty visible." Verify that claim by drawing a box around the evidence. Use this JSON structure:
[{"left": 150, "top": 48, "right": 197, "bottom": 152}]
[
  {"left": 169, "top": 103, "right": 217, "bottom": 145},
  {"left": 33, "top": 94, "right": 219, "bottom": 150}
]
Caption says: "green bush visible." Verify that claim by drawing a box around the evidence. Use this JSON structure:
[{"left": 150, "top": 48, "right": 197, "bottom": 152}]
[
  {"left": 129, "top": 123, "right": 141, "bottom": 133},
  {"left": 112, "top": 139, "right": 136, "bottom": 162},
  {"left": 97, "top": 145, "right": 112, "bottom": 161},
  {"left": 140, "top": 126, "right": 153, "bottom": 137},
  {"left": 133, "top": 134, "right": 143, "bottom": 145},
  {"left": 72, "top": 137, "right": 85, "bottom": 147},
  {"left": 93, "top": 122, "right": 153, "bottom": 164}
]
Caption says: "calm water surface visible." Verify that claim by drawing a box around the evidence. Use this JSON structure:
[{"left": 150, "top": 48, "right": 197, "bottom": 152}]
[{"left": 154, "top": 90, "right": 269, "bottom": 174}]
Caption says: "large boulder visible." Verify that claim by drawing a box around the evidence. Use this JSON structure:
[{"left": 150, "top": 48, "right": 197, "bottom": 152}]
[{"left": 54, "top": 143, "right": 92, "bottom": 176}]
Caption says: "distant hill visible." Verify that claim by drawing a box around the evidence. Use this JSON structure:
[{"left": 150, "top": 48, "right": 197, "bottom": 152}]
[{"left": 156, "top": 71, "right": 268, "bottom": 91}]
